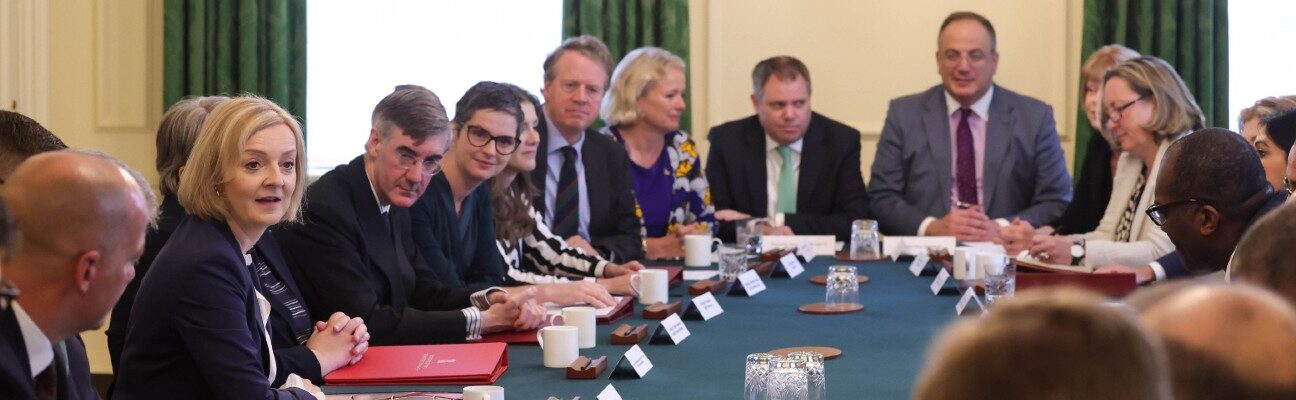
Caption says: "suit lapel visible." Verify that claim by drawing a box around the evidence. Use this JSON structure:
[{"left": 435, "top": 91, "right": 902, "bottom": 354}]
[
  {"left": 982, "top": 88, "right": 1013, "bottom": 210},
  {"left": 344, "top": 159, "right": 408, "bottom": 302},
  {"left": 0, "top": 308, "right": 32, "bottom": 383},
  {"left": 582, "top": 130, "right": 610, "bottom": 222},
  {"left": 922, "top": 88, "right": 954, "bottom": 211},
  {"left": 742, "top": 119, "right": 769, "bottom": 216},
  {"left": 796, "top": 114, "right": 825, "bottom": 209}
]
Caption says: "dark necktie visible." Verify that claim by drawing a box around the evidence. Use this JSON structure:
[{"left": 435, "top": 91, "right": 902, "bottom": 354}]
[
  {"left": 381, "top": 210, "right": 392, "bottom": 237},
  {"left": 554, "top": 146, "right": 581, "bottom": 238},
  {"left": 955, "top": 108, "right": 978, "bottom": 205}
]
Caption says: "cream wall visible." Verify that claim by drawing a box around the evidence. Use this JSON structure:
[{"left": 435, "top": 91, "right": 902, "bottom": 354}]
[
  {"left": 688, "top": 0, "right": 1086, "bottom": 179},
  {"left": 43, "top": 0, "right": 164, "bottom": 374},
  {"left": 32, "top": 0, "right": 1083, "bottom": 376}
]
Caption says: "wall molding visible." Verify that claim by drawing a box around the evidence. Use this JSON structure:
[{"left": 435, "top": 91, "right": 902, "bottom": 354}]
[
  {"left": 0, "top": 0, "right": 50, "bottom": 123},
  {"left": 93, "top": 0, "right": 151, "bottom": 131}
]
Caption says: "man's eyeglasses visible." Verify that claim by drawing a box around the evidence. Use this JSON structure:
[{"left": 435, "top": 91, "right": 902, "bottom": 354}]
[
  {"left": 395, "top": 148, "right": 442, "bottom": 176},
  {"left": 1107, "top": 96, "right": 1145, "bottom": 122},
  {"left": 940, "top": 49, "right": 991, "bottom": 65},
  {"left": 1284, "top": 177, "right": 1295, "bottom": 195},
  {"left": 1145, "top": 198, "right": 1205, "bottom": 226},
  {"left": 464, "top": 125, "right": 519, "bottom": 155}
]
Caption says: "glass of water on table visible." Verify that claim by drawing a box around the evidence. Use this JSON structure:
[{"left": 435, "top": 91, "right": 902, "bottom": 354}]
[
  {"left": 980, "top": 253, "right": 1014, "bottom": 304},
  {"left": 718, "top": 244, "right": 748, "bottom": 282}
]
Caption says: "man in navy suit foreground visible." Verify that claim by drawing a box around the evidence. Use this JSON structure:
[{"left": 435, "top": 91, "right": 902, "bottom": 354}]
[{"left": 0, "top": 151, "right": 157, "bottom": 399}]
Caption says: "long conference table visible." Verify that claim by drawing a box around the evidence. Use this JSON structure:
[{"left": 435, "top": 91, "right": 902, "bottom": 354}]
[{"left": 325, "top": 257, "right": 962, "bottom": 399}]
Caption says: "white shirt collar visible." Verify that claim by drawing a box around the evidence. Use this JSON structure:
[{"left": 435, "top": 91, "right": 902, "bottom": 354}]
[
  {"left": 12, "top": 301, "right": 52, "bottom": 379},
  {"left": 764, "top": 135, "right": 804, "bottom": 153},
  {"left": 944, "top": 86, "right": 995, "bottom": 120},
  {"left": 367, "top": 175, "right": 391, "bottom": 215}
]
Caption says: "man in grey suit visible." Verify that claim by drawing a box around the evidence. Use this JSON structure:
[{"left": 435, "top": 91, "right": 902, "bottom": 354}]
[{"left": 869, "top": 11, "right": 1071, "bottom": 241}]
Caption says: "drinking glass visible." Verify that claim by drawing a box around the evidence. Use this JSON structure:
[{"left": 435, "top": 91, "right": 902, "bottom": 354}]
[
  {"left": 745, "top": 353, "right": 778, "bottom": 400},
  {"left": 981, "top": 253, "right": 1015, "bottom": 305},
  {"left": 848, "top": 220, "right": 880, "bottom": 259},
  {"left": 824, "top": 265, "right": 859, "bottom": 308},
  {"left": 787, "top": 352, "right": 825, "bottom": 400},
  {"left": 739, "top": 218, "right": 770, "bottom": 256},
  {"left": 765, "top": 357, "right": 809, "bottom": 400},
  {"left": 719, "top": 244, "right": 749, "bottom": 282}
]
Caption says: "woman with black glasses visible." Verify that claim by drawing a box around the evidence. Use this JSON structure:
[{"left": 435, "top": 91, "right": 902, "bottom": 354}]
[
  {"left": 410, "top": 82, "right": 617, "bottom": 308},
  {"left": 1028, "top": 56, "right": 1203, "bottom": 279}
]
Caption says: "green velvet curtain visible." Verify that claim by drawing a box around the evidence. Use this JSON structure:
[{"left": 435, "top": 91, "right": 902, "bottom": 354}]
[
  {"left": 163, "top": 0, "right": 307, "bottom": 128},
  {"left": 563, "top": 0, "right": 691, "bottom": 133},
  {"left": 1074, "top": 0, "right": 1228, "bottom": 173}
]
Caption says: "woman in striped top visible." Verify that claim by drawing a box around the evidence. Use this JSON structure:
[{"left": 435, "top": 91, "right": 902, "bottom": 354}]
[{"left": 490, "top": 85, "right": 643, "bottom": 294}]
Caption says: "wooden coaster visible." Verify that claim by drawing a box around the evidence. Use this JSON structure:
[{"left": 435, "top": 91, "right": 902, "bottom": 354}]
[
  {"left": 832, "top": 251, "right": 882, "bottom": 262},
  {"left": 768, "top": 346, "right": 843, "bottom": 360},
  {"left": 809, "top": 274, "right": 870, "bottom": 285},
  {"left": 798, "top": 303, "right": 865, "bottom": 314}
]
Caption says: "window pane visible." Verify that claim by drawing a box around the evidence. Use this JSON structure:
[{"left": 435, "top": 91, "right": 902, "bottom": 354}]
[
  {"left": 306, "top": 0, "right": 561, "bottom": 175},
  {"left": 1229, "top": 0, "right": 1296, "bottom": 131}
]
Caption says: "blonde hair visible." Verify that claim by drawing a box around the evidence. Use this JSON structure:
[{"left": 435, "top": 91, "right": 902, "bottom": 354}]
[
  {"left": 913, "top": 289, "right": 1171, "bottom": 400},
  {"left": 156, "top": 96, "right": 230, "bottom": 197},
  {"left": 178, "top": 96, "right": 306, "bottom": 224},
  {"left": 1082, "top": 45, "right": 1140, "bottom": 87},
  {"left": 1238, "top": 95, "right": 1296, "bottom": 129},
  {"left": 600, "top": 47, "right": 686, "bottom": 126},
  {"left": 1102, "top": 56, "right": 1205, "bottom": 140}
]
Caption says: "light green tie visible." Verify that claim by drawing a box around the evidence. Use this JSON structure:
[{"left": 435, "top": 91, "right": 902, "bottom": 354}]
[{"left": 776, "top": 145, "right": 797, "bottom": 213}]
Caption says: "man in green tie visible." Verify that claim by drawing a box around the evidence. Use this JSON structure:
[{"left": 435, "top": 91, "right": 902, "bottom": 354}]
[{"left": 706, "top": 56, "right": 872, "bottom": 242}]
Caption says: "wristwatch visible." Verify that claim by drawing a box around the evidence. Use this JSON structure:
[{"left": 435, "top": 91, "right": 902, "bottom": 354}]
[{"left": 1070, "top": 239, "right": 1086, "bottom": 265}]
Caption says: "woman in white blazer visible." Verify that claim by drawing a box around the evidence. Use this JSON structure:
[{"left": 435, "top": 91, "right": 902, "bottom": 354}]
[{"left": 1029, "top": 56, "right": 1205, "bottom": 270}]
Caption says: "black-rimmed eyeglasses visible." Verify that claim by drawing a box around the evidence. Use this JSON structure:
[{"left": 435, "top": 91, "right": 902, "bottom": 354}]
[
  {"left": 464, "top": 125, "right": 519, "bottom": 155},
  {"left": 1107, "top": 96, "right": 1145, "bottom": 122},
  {"left": 1145, "top": 198, "right": 1205, "bottom": 226}
]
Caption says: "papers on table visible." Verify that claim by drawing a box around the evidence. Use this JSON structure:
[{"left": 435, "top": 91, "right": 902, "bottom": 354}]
[
  {"left": 761, "top": 235, "right": 836, "bottom": 255},
  {"left": 683, "top": 270, "right": 719, "bottom": 281}
]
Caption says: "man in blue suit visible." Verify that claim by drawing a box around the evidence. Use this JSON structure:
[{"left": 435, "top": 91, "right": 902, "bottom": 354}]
[
  {"left": 0, "top": 151, "right": 157, "bottom": 399},
  {"left": 869, "top": 11, "right": 1072, "bottom": 240}
]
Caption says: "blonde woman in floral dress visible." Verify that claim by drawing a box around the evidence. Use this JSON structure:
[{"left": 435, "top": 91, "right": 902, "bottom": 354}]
[{"left": 601, "top": 47, "right": 715, "bottom": 260}]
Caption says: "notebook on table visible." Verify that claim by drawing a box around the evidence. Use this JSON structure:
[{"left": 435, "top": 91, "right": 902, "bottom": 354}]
[{"left": 325, "top": 343, "right": 508, "bottom": 386}]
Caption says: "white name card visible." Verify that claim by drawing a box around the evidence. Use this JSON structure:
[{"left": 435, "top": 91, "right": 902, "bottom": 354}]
[
  {"left": 597, "top": 384, "right": 624, "bottom": 400},
  {"left": 883, "top": 236, "right": 957, "bottom": 258},
  {"left": 762, "top": 235, "right": 836, "bottom": 255},
  {"left": 779, "top": 253, "right": 806, "bottom": 278},
  {"left": 692, "top": 292, "right": 724, "bottom": 320},
  {"left": 796, "top": 242, "right": 817, "bottom": 262},
  {"left": 737, "top": 269, "right": 767, "bottom": 296},
  {"left": 930, "top": 268, "right": 951, "bottom": 295},
  {"left": 660, "top": 314, "right": 690, "bottom": 344},
  {"left": 908, "top": 253, "right": 931, "bottom": 276},
  {"left": 955, "top": 289, "right": 984, "bottom": 315},
  {"left": 624, "top": 345, "right": 653, "bottom": 378}
]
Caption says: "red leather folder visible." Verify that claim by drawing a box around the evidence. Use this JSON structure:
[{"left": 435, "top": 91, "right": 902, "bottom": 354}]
[
  {"left": 324, "top": 343, "right": 508, "bottom": 386},
  {"left": 597, "top": 295, "right": 634, "bottom": 325},
  {"left": 652, "top": 266, "right": 684, "bottom": 287},
  {"left": 480, "top": 329, "right": 540, "bottom": 345},
  {"left": 1017, "top": 272, "right": 1137, "bottom": 298}
]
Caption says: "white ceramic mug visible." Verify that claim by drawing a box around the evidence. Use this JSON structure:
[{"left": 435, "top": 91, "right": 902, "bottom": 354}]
[
  {"left": 684, "top": 235, "right": 722, "bottom": 267},
  {"left": 630, "top": 269, "right": 670, "bottom": 305},
  {"left": 952, "top": 247, "right": 974, "bottom": 280},
  {"left": 462, "top": 385, "right": 505, "bottom": 400},
  {"left": 550, "top": 306, "right": 596, "bottom": 349},
  {"left": 536, "top": 325, "right": 579, "bottom": 368}
]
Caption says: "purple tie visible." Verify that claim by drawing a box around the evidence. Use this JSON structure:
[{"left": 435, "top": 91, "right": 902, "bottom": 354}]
[{"left": 956, "top": 108, "right": 978, "bottom": 205}]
